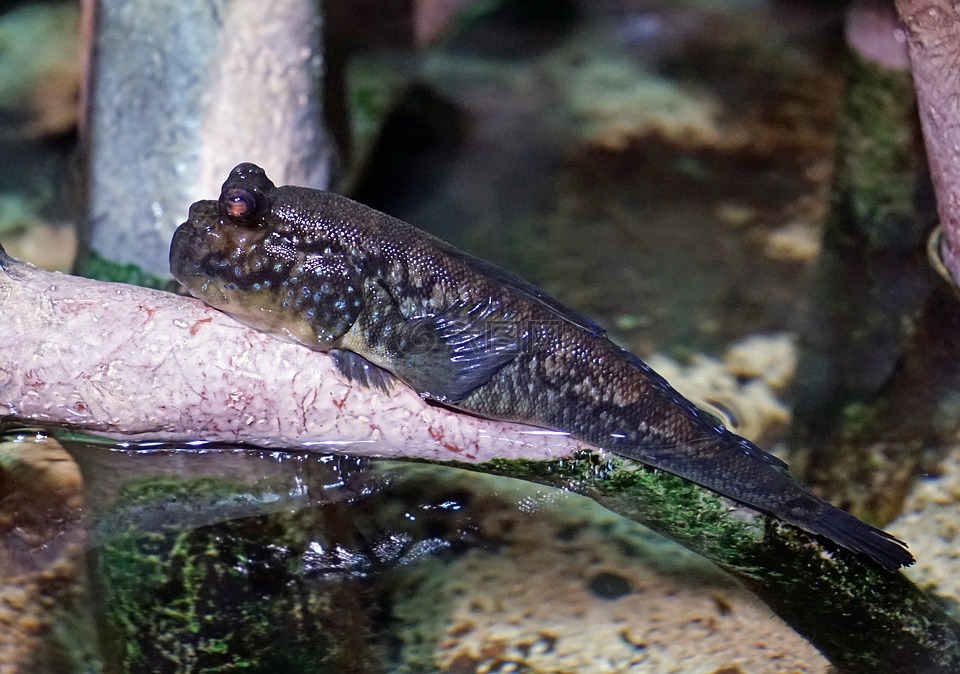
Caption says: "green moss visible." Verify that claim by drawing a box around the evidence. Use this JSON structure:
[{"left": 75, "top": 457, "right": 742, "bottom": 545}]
[
  {"left": 74, "top": 248, "right": 176, "bottom": 290},
  {"left": 93, "top": 476, "right": 347, "bottom": 673},
  {"left": 832, "top": 51, "right": 924, "bottom": 251},
  {"left": 90, "top": 466, "right": 512, "bottom": 673},
  {"left": 475, "top": 450, "right": 763, "bottom": 568}
]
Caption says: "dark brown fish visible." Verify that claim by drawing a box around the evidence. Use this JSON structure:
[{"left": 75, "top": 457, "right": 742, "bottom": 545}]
[{"left": 170, "top": 162, "right": 913, "bottom": 571}]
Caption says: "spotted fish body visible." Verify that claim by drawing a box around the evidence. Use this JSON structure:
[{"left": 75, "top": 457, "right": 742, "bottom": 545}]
[{"left": 171, "top": 163, "right": 913, "bottom": 571}]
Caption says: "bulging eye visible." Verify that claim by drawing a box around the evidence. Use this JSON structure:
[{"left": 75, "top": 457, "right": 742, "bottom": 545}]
[{"left": 220, "top": 187, "right": 258, "bottom": 221}]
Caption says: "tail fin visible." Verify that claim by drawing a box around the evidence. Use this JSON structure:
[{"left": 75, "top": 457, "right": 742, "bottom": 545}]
[
  {"left": 633, "top": 433, "right": 914, "bottom": 571},
  {"left": 802, "top": 500, "right": 914, "bottom": 571},
  {"left": 716, "top": 434, "right": 915, "bottom": 571}
]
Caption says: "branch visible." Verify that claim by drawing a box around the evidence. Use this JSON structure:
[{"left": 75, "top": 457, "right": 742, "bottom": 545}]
[
  {"left": 1, "top": 246, "right": 958, "bottom": 671},
  {"left": 0, "top": 248, "right": 581, "bottom": 462},
  {"left": 895, "top": 0, "right": 960, "bottom": 286}
]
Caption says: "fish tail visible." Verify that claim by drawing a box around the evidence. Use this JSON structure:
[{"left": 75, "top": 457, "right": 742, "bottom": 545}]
[
  {"left": 722, "top": 434, "right": 914, "bottom": 570},
  {"left": 791, "top": 498, "right": 914, "bottom": 572},
  {"left": 633, "top": 433, "right": 914, "bottom": 570}
]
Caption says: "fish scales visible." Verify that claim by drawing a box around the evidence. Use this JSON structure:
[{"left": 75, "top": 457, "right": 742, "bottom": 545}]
[{"left": 170, "top": 162, "right": 913, "bottom": 571}]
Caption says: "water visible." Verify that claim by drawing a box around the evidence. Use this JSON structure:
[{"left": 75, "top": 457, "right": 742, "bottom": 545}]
[{"left": 4, "top": 431, "right": 792, "bottom": 673}]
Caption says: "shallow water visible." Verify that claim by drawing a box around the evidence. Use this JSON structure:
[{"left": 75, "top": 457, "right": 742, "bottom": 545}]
[{"left": 1, "top": 430, "right": 828, "bottom": 673}]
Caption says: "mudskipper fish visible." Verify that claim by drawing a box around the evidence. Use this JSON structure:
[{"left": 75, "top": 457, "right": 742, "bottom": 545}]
[{"left": 170, "top": 163, "right": 914, "bottom": 571}]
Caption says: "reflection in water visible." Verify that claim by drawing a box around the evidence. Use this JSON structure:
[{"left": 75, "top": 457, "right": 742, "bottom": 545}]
[
  {"left": 69, "top": 440, "right": 483, "bottom": 673},
  {"left": 3, "top": 431, "right": 490, "bottom": 672},
  {"left": 0, "top": 431, "right": 96, "bottom": 674},
  {"left": 0, "top": 430, "right": 826, "bottom": 673}
]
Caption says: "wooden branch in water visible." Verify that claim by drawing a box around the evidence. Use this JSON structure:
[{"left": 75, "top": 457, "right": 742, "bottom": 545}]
[{"left": 1, "top": 246, "right": 958, "bottom": 671}]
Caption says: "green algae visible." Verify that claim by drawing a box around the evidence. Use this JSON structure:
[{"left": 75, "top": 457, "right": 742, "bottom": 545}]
[
  {"left": 87, "top": 463, "right": 509, "bottom": 674},
  {"left": 478, "top": 450, "right": 763, "bottom": 569},
  {"left": 92, "top": 476, "right": 357, "bottom": 674},
  {"left": 73, "top": 248, "right": 175, "bottom": 290},
  {"left": 48, "top": 442, "right": 960, "bottom": 672},
  {"left": 833, "top": 52, "right": 924, "bottom": 252}
]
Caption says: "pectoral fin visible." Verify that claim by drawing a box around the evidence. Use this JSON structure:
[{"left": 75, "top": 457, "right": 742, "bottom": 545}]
[
  {"left": 330, "top": 349, "right": 397, "bottom": 393},
  {"left": 340, "top": 282, "right": 522, "bottom": 404},
  {"left": 390, "top": 298, "right": 521, "bottom": 403}
]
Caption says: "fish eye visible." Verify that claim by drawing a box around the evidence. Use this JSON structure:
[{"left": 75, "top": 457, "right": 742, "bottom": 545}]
[{"left": 219, "top": 187, "right": 259, "bottom": 221}]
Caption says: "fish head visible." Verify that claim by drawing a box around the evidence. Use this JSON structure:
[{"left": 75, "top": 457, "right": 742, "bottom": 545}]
[{"left": 169, "top": 163, "right": 364, "bottom": 349}]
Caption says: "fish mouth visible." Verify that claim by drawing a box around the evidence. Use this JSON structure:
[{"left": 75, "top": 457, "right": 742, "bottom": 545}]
[
  {"left": 169, "top": 228, "right": 230, "bottom": 308},
  {"left": 169, "top": 224, "right": 215, "bottom": 297},
  {"left": 169, "top": 200, "right": 221, "bottom": 289},
  {"left": 169, "top": 221, "right": 197, "bottom": 283}
]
